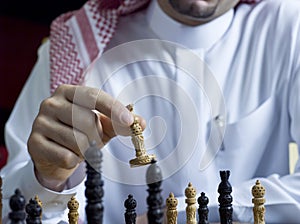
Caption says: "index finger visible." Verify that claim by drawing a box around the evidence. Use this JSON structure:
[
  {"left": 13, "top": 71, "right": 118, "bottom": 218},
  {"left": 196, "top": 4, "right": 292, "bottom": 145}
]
[{"left": 57, "top": 84, "right": 134, "bottom": 126}]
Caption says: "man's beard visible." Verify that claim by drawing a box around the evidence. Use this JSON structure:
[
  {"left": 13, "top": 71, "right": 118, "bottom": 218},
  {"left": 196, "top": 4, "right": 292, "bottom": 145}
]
[{"left": 169, "top": 0, "right": 219, "bottom": 18}]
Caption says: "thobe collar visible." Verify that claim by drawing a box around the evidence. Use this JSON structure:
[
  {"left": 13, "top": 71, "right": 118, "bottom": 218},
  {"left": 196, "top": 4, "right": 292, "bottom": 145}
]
[{"left": 146, "top": 0, "right": 234, "bottom": 50}]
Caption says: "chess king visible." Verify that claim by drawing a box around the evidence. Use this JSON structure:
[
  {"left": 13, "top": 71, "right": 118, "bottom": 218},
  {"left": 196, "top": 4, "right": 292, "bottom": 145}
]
[
  {"left": 127, "top": 104, "right": 156, "bottom": 167},
  {"left": 1, "top": 0, "right": 300, "bottom": 223}
]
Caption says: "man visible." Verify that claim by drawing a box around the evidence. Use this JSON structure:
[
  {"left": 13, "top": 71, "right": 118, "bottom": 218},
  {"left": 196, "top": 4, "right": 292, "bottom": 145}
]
[{"left": 2, "top": 0, "right": 300, "bottom": 223}]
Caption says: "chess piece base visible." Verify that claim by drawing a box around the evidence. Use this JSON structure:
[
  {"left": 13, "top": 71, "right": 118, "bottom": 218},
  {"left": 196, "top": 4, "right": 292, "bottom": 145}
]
[{"left": 129, "top": 154, "right": 156, "bottom": 167}]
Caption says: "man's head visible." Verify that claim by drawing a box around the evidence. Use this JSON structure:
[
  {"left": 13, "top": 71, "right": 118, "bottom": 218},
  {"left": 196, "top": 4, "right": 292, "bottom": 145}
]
[{"left": 158, "top": 0, "right": 240, "bottom": 26}]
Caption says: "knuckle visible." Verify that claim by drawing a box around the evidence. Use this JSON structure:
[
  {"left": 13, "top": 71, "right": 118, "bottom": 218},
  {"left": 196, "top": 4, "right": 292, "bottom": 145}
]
[
  {"left": 85, "top": 88, "right": 100, "bottom": 108},
  {"left": 86, "top": 88, "right": 98, "bottom": 101},
  {"left": 54, "top": 84, "right": 68, "bottom": 95},
  {"left": 60, "top": 152, "right": 77, "bottom": 169},
  {"left": 32, "top": 115, "right": 47, "bottom": 130},
  {"left": 27, "top": 132, "right": 41, "bottom": 156},
  {"left": 28, "top": 132, "right": 39, "bottom": 144},
  {"left": 40, "top": 97, "right": 58, "bottom": 112}
]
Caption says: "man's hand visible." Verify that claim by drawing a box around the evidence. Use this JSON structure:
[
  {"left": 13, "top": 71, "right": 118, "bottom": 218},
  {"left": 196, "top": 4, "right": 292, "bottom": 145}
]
[{"left": 28, "top": 84, "right": 143, "bottom": 191}]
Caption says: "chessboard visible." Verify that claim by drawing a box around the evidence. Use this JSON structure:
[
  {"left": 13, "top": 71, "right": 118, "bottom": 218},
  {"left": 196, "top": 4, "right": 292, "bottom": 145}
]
[
  {"left": 1, "top": 143, "right": 266, "bottom": 224},
  {"left": 1, "top": 109, "right": 267, "bottom": 223}
]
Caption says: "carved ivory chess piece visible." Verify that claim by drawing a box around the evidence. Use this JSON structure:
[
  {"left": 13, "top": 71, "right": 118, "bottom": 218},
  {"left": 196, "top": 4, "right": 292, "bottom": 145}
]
[
  {"left": 252, "top": 180, "right": 266, "bottom": 224},
  {"left": 126, "top": 104, "right": 156, "bottom": 167}
]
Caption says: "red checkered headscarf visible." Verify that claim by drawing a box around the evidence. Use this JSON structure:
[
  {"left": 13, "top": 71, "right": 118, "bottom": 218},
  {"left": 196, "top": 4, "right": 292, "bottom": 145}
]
[{"left": 49, "top": 0, "right": 261, "bottom": 94}]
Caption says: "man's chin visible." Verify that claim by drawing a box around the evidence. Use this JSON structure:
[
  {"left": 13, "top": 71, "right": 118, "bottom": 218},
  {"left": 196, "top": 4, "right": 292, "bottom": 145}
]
[
  {"left": 189, "top": 1, "right": 218, "bottom": 18},
  {"left": 180, "top": 14, "right": 216, "bottom": 24},
  {"left": 190, "top": 8, "right": 217, "bottom": 18}
]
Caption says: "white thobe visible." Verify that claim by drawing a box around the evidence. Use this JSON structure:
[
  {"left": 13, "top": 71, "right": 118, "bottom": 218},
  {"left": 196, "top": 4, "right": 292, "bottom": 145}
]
[{"left": 2, "top": 0, "right": 300, "bottom": 223}]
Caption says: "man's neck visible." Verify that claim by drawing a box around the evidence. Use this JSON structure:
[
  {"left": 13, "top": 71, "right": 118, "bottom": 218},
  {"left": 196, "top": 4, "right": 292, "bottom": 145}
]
[{"left": 146, "top": 0, "right": 234, "bottom": 50}]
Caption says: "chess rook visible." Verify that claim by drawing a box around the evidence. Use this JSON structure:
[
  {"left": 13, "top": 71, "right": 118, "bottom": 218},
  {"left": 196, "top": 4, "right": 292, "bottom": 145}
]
[
  {"left": 124, "top": 194, "right": 137, "bottom": 224},
  {"left": 146, "top": 160, "right": 164, "bottom": 224},
  {"left": 218, "top": 170, "right": 233, "bottom": 224},
  {"left": 197, "top": 192, "right": 209, "bottom": 224},
  {"left": 84, "top": 141, "right": 104, "bottom": 224},
  {"left": 252, "top": 180, "right": 266, "bottom": 224}
]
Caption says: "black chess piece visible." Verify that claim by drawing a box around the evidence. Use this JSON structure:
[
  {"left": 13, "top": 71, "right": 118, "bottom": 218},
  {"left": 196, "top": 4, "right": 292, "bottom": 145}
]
[
  {"left": 198, "top": 192, "right": 209, "bottom": 224},
  {"left": 25, "top": 198, "right": 42, "bottom": 224},
  {"left": 146, "top": 159, "right": 164, "bottom": 224},
  {"left": 218, "top": 170, "right": 233, "bottom": 224},
  {"left": 124, "top": 194, "right": 137, "bottom": 224},
  {"left": 9, "top": 189, "right": 26, "bottom": 224},
  {"left": 84, "top": 141, "right": 104, "bottom": 224}
]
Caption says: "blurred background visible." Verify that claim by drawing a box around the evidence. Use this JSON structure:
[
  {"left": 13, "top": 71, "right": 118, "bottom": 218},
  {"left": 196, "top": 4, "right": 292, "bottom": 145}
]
[{"left": 0, "top": 0, "right": 86, "bottom": 168}]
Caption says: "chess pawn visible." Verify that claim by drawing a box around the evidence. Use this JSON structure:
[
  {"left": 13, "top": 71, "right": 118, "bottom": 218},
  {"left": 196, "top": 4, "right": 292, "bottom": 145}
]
[
  {"left": 252, "top": 180, "right": 266, "bottom": 224},
  {"left": 124, "top": 194, "right": 137, "bottom": 224},
  {"left": 68, "top": 196, "right": 79, "bottom": 224},
  {"left": 197, "top": 192, "right": 209, "bottom": 224},
  {"left": 185, "top": 182, "right": 197, "bottom": 224},
  {"left": 9, "top": 189, "right": 26, "bottom": 224},
  {"left": 25, "top": 198, "right": 42, "bottom": 224},
  {"left": 166, "top": 192, "right": 178, "bottom": 224}
]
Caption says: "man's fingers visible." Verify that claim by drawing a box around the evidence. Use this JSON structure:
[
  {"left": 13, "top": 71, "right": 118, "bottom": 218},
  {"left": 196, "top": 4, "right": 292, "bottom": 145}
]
[
  {"left": 100, "top": 114, "right": 147, "bottom": 138},
  {"left": 33, "top": 115, "right": 89, "bottom": 158},
  {"left": 41, "top": 97, "right": 104, "bottom": 147},
  {"left": 28, "top": 132, "right": 82, "bottom": 170},
  {"left": 29, "top": 84, "right": 138, "bottom": 191},
  {"left": 42, "top": 85, "right": 147, "bottom": 149},
  {"left": 58, "top": 84, "right": 134, "bottom": 126}
]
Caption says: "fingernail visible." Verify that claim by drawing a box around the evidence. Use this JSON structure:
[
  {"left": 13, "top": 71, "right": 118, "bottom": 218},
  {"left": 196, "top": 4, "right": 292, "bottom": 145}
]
[{"left": 120, "top": 110, "right": 134, "bottom": 125}]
